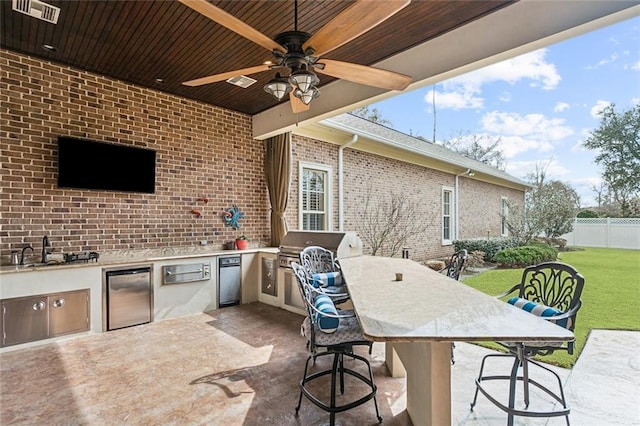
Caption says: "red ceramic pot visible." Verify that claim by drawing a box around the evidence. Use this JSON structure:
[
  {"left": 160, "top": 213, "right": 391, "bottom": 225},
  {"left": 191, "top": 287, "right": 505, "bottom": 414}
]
[{"left": 235, "top": 239, "right": 248, "bottom": 250}]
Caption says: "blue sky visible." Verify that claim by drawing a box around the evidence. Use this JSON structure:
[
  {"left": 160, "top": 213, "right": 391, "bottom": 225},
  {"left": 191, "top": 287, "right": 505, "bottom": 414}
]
[{"left": 367, "top": 16, "right": 640, "bottom": 207}]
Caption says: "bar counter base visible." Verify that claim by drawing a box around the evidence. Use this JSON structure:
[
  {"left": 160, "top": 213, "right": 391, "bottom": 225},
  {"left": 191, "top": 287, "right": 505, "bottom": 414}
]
[{"left": 392, "top": 341, "right": 452, "bottom": 426}]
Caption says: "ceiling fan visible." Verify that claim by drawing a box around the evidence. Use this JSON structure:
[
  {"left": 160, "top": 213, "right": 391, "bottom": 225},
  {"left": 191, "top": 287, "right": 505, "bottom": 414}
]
[{"left": 178, "top": 0, "right": 413, "bottom": 113}]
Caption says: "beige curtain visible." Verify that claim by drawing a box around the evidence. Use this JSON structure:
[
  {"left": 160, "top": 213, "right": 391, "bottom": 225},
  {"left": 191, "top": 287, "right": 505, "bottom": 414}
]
[{"left": 264, "top": 132, "right": 292, "bottom": 246}]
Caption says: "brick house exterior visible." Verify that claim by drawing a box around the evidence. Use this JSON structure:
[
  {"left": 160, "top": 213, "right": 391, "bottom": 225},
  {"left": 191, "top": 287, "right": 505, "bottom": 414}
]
[
  {"left": 289, "top": 115, "right": 527, "bottom": 262},
  {"left": 1, "top": 49, "right": 526, "bottom": 263}
]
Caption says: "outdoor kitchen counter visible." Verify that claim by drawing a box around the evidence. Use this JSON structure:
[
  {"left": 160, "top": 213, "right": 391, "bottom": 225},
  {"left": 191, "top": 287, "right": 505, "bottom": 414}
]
[
  {"left": 0, "top": 247, "right": 278, "bottom": 274},
  {"left": 338, "top": 255, "right": 574, "bottom": 426},
  {"left": 0, "top": 247, "right": 279, "bottom": 351}
]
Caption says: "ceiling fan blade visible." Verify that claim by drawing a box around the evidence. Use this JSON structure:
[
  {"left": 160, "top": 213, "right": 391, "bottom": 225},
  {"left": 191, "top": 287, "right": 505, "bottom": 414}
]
[
  {"left": 316, "top": 59, "right": 411, "bottom": 91},
  {"left": 303, "top": 0, "right": 410, "bottom": 58},
  {"left": 179, "top": 0, "right": 284, "bottom": 53},
  {"left": 183, "top": 64, "right": 270, "bottom": 87},
  {"left": 290, "top": 92, "right": 310, "bottom": 114}
]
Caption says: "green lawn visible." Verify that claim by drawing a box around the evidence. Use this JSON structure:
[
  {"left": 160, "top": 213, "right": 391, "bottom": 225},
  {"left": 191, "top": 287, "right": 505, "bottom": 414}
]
[{"left": 462, "top": 247, "right": 640, "bottom": 368}]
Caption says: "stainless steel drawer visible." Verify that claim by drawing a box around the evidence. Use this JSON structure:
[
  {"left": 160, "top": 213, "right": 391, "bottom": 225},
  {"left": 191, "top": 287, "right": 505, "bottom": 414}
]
[{"left": 162, "top": 263, "right": 211, "bottom": 285}]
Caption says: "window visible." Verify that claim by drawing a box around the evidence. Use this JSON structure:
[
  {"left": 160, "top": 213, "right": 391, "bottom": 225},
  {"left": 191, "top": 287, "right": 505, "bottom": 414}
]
[
  {"left": 442, "top": 186, "right": 454, "bottom": 244},
  {"left": 501, "top": 197, "right": 509, "bottom": 236},
  {"left": 299, "top": 162, "right": 332, "bottom": 230}
]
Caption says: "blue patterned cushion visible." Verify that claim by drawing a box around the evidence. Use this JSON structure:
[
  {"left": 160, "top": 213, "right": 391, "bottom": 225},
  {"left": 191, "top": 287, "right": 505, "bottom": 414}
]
[
  {"left": 314, "top": 294, "right": 339, "bottom": 333},
  {"left": 312, "top": 271, "right": 343, "bottom": 288},
  {"left": 507, "top": 297, "right": 570, "bottom": 328}
]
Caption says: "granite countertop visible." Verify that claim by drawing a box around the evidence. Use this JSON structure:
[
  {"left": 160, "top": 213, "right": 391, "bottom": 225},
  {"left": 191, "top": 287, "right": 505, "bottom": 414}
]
[
  {"left": 0, "top": 246, "right": 279, "bottom": 274},
  {"left": 339, "top": 255, "right": 574, "bottom": 343}
]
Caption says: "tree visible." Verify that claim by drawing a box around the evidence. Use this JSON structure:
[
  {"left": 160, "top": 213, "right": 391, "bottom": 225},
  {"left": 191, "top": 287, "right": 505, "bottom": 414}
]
[
  {"left": 440, "top": 132, "right": 507, "bottom": 171},
  {"left": 502, "top": 201, "right": 538, "bottom": 244},
  {"left": 351, "top": 106, "right": 393, "bottom": 126},
  {"left": 584, "top": 104, "right": 640, "bottom": 217},
  {"left": 503, "top": 162, "right": 580, "bottom": 241},
  {"left": 355, "top": 188, "right": 431, "bottom": 257},
  {"left": 536, "top": 180, "right": 580, "bottom": 237}
]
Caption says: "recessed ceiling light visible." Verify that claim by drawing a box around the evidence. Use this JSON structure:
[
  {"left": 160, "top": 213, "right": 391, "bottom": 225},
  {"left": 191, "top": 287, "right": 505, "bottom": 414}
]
[
  {"left": 42, "top": 44, "right": 56, "bottom": 52},
  {"left": 155, "top": 78, "right": 165, "bottom": 84},
  {"left": 263, "top": 60, "right": 273, "bottom": 66}
]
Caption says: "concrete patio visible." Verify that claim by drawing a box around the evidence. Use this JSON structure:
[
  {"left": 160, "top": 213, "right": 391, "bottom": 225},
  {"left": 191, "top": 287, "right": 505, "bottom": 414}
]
[{"left": 1, "top": 303, "right": 638, "bottom": 425}]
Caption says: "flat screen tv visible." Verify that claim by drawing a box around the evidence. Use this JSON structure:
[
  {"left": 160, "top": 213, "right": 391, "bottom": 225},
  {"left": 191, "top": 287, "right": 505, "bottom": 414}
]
[{"left": 57, "top": 136, "right": 156, "bottom": 193}]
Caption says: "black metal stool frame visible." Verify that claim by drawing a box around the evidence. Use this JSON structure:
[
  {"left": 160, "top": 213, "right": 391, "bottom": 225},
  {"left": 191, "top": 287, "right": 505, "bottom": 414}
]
[
  {"left": 469, "top": 261, "right": 584, "bottom": 426},
  {"left": 471, "top": 343, "right": 572, "bottom": 424},
  {"left": 296, "top": 344, "right": 380, "bottom": 425}
]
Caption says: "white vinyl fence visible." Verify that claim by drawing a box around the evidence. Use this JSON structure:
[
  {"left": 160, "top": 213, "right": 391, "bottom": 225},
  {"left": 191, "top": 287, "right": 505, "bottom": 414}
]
[{"left": 561, "top": 218, "right": 640, "bottom": 249}]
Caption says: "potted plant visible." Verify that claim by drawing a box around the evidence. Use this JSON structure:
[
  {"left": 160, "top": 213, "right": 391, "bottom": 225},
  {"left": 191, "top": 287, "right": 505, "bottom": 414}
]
[{"left": 235, "top": 234, "right": 248, "bottom": 250}]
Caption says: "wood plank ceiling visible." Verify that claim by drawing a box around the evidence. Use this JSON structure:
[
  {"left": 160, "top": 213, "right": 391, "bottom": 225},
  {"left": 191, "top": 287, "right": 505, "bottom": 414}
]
[{"left": 1, "top": 0, "right": 516, "bottom": 115}]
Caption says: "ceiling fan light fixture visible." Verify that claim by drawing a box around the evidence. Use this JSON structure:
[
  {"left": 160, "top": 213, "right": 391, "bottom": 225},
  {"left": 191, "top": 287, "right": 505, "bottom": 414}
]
[
  {"left": 289, "top": 69, "right": 319, "bottom": 94},
  {"left": 294, "top": 86, "right": 319, "bottom": 105},
  {"left": 263, "top": 73, "right": 291, "bottom": 101}
]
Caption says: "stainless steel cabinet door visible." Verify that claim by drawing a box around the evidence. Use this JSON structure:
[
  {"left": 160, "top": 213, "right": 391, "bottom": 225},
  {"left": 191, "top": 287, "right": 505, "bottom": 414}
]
[
  {"left": 219, "top": 264, "right": 241, "bottom": 306},
  {"left": 1, "top": 296, "right": 49, "bottom": 347},
  {"left": 49, "top": 290, "right": 89, "bottom": 337},
  {"left": 108, "top": 270, "right": 151, "bottom": 330}
]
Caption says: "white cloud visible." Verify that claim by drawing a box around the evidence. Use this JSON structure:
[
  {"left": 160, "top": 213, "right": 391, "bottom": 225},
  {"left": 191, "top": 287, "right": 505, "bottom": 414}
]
[
  {"left": 632, "top": 97, "right": 640, "bottom": 106},
  {"left": 590, "top": 100, "right": 611, "bottom": 118},
  {"left": 499, "top": 92, "right": 511, "bottom": 102},
  {"left": 481, "top": 111, "right": 574, "bottom": 140},
  {"left": 627, "top": 60, "right": 640, "bottom": 71},
  {"left": 568, "top": 176, "right": 603, "bottom": 207},
  {"left": 425, "top": 89, "right": 482, "bottom": 110},
  {"left": 498, "top": 135, "right": 554, "bottom": 158},
  {"left": 586, "top": 52, "right": 620, "bottom": 69},
  {"left": 554, "top": 102, "right": 570, "bottom": 112},
  {"left": 505, "top": 159, "right": 569, "bottom": 179},
  {"left": 449, "top": 49, "right": 560, "bottom": 91},
  {"left": 424, "top": 49, "right": 560, "bottom": 110},
  {"left": 571, "top": 130, "right": 594, "bottom": 153},
  {"left": 571, "top": 140, "right": 586, "bottom": 153}
]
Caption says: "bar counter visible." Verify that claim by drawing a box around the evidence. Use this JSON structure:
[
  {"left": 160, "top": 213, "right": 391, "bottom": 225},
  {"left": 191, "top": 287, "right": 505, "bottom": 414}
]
[{"left": 339, "top": 255, "right": 574, "bottom": 426}]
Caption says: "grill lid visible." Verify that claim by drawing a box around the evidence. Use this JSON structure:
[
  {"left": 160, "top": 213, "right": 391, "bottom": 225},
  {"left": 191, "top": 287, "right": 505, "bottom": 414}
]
[{"left": 279, "top": 231, "right": 347, "bottom": 252}]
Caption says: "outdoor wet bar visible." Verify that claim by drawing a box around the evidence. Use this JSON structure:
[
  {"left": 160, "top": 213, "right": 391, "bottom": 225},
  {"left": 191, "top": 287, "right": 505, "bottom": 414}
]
[{"left": 339, "top": 255, "right": 575, "bottom": 426}]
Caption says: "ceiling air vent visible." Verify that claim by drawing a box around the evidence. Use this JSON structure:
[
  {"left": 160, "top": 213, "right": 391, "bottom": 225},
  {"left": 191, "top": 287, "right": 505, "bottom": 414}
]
[
  {"left": 226, "top": 76, "right": 257, "bottom": 89},
  {"left": 12, "top": 0, "right": 60, "bottom": 24}
]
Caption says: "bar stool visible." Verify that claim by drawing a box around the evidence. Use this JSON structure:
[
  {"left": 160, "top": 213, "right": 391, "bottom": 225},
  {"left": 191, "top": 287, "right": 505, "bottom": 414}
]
[
  {"left": 470, "top": 262, "right": 585, "bottom": 425},
  {"left": 291, "top": 261, "right": 381, "bottom": 426}
]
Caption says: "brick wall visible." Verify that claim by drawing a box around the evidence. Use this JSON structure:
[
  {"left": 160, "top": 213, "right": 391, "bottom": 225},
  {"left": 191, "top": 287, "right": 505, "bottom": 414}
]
[
  {"left": 287, "top": 134, "right": 340, "bottom": 230},
  {"left": 458, "top": 178, "right": 524, "bottom": 239},
  {"left": 0, "top": 49, "right": 270, "bottom": 258},
  {"left": 290, "top": 134, "right": 525, "bottom": 263},
  {"left": 344, "top": 148, "right": 451, "bottom": 260}
]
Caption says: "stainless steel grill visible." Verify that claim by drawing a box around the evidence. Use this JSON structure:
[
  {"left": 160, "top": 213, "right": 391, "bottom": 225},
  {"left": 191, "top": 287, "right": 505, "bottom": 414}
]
[
  {"left": 276, "top": 231, "right": 363, "bottom": 311},
  {"left": 277, "top": 231, "right": 362, "bottom": 269}
]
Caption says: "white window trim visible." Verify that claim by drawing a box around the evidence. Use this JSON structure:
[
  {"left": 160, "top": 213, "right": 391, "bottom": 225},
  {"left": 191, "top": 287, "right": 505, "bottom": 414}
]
[
  {"left": 501, "top": 196, "right": 509, "bottom": 237},
  {"left": 442, "top": 185, "right": 455, "bottom": 246},
  {"left": 298, "top": 161, "right": 333, "bottom": 231}
]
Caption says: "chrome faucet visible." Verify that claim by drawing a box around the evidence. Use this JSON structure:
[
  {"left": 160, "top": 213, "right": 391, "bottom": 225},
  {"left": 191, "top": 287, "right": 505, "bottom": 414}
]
[
  {"left": 20, "top": 245, "right": 33, "bottom": 265},
  {"left": 41, "top": 235, "right": 51, "bottom": 264}
]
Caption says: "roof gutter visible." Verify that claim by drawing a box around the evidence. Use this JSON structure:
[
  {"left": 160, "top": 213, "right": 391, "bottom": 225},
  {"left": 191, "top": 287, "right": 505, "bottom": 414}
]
[
  {"left": 455, "top": 168, "right": 476, "bottom": 240},
  {"left": 320, "top": 117, "right": 530, "bottom": 189}
]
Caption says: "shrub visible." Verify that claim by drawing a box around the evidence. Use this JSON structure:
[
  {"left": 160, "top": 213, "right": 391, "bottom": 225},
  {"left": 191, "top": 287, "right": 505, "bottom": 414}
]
[
  {"left": 465, "top": 250, "right": 486, "bottom": 268},
  {"left": 454, "top": 237, "right": 522, "bottom": 262},
  {"left": 494, "top": 244, "right": 559, "bottom": 268},
  {"left": 577, "top": 209, "right": 599, "bottom": 218},
  {"left": 535, "top": 236, "right": 567, "bottom": 250}
]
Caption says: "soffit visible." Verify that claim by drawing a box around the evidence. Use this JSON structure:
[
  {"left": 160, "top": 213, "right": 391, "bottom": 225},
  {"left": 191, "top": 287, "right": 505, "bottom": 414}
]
[{"left": 0, "top": 0, "right": 514, "bottom": 115}]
